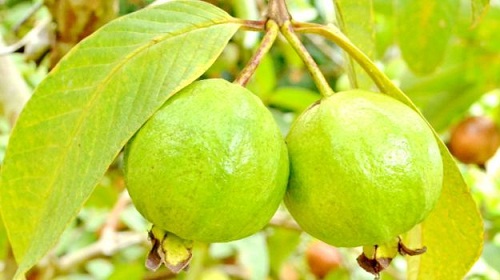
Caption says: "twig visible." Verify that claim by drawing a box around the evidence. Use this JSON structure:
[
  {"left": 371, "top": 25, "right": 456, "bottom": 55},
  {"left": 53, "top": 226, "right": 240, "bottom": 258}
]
[
  {"left": 217, "top": 264, "right": 251, "bottom": 279},
  {"left": 57, "top": 191, "right": 140, "bottom": 272},
  {"left": 57, "top": 231, "right": 147, "bottom": 272},
  {"left": 234, "top": 20, "right": 279, "bottom": 86},
  {"left": 0, "top": 35, "right": 31, "bottom": 125},
  {"left": 0, "top": 18, "right": 51, "bottom": 56},
  {"left": 99, "top": 191, "right": 131, "bottom": 235},
  {"left": 13, "top": 2, "right": 44, "bottom": 34}
]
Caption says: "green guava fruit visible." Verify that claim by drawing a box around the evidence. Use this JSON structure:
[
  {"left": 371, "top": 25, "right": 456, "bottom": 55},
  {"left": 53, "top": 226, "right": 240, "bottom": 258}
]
[
  {"left": 124, "top": 79, "right": 289, "bottom": 243},
  {"left": 285, "top": 90, "right": 443, "bottom": 247}
]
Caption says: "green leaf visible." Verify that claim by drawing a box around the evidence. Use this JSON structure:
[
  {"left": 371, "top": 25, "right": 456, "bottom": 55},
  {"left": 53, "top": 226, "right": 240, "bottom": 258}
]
[
  {"left": 0, "top": 1, "right": 239, "bottom": 278},
  {"left": 474, "top": 7, "right": 500, "bottom": 52},
  {"left": 247, "top": 54, "right": 277, "bottom": 99},
  {"left": 267, "top": 87, "right": 320, "bottom": 113},
  {"left": 232, "top": 233, "right": 270, "bottom": 280},
  {"left": 401, "top": 64, "right": 478, "bottom": 132},
  {"left": 108, "top": 263, "right": 146, "bottom": 280},
  {"left": 0, "top": 212, "right": 7, "bottom": 259},
  {"left": 404, "top": 156, "right": 483, "bottom": 279},
  {"left": 267, "top": 227, "right": 301, "bottom": 276},
  {"left": 334, "top": 0, "right": 375, "bottom": 89},
  {"left": 395, "top": 0, "right": 459, "bottom": 74},
  {"left": 288, "top": 0, "right": 318, "bottom": 22},
  {"left": 231, "top": 0, "right": 259, "bottom": 48},
  {"left": 482, "top": 243, "right": 500, "bottom": 274},
  {"left": 401, "top": 9, "right": 500, "bottom": 132},
  {"left": 471, "top": 0, "right": 490, "bottom": 28},
  {"left": 209, "top": 233, "right": 270, "bottom": 280}
]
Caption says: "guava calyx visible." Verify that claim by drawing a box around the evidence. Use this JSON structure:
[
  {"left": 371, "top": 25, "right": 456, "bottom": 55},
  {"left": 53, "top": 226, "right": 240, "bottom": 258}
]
[
  {"left": 146, "top": 225, "right": 193, "bottom": 273},
  {"left": 357, "top": 237, "right": 426, "bottom": 278}
]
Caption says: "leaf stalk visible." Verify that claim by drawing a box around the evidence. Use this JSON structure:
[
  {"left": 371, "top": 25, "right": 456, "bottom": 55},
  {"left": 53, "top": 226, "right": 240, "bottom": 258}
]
[
  {"left": 281, "top": 21, "right": 334, "bottom": 98},
  {"left": 234, "top": 20, "right": 279, "bottom": 87},
  {"left": 293, "top": 22, "right": 416, "bottom": 108}
]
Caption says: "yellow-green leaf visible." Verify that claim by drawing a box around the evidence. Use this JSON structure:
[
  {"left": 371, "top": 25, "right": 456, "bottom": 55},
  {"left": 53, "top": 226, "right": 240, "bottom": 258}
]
[
  {"left": 395, "top": 0, "right": 459, "bottom": 74},
  {"left": 405, "top": 154, "right": 484, "bottom": 279},
  {"left": 267, "top": 87, "right": 320, "bottom": 113},
  {"left": 335, "top": 0, "right": 375, "bottom": 89},
  {"left": 0, "top": 212, "right": 7, "bottom": 259},
  {"left": 471, "top": 0, "right": 490, "bottom": 28}
]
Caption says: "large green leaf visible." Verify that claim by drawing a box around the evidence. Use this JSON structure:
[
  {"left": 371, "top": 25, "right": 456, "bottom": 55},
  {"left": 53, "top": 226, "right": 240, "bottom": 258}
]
[
  {"left": 401, "top": 6, "right": 500, "bottom": 132},
  {"left": 267, "top": 227, "right": 301, "bottom": 277},
  {"left": 471, "top": 0, "right": 490, "bottom": 28},
  {"left": 395, "top": 0, "right": 459, "bottom": 74},
  {"left": 247, "top": 55, "right": 277, "bottom": 100},
  {"left": 0, "top": 1, "right": 240, "bottom": 278},
  {"left": 401, "top": 63, "right": 477, "bottom": 132},
  {"left": 0, "top": 212, "right": 7, "bottom": 259},
  {"left": 405, "top": 158, "right": 483, "bottom": 279},
  {"left": 335, "top": 0, "right": 375, "bottom": 89},
  {"left": 267, "top": 86, "right": 319, "bottom": 113}
]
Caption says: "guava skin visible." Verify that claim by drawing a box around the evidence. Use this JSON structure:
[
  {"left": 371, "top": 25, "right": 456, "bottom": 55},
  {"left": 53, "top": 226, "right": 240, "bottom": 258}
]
[
  {"left": 124, "top": 79, "right": 289, "bottom": 243},
  {"left": 285, "top": 90, "right": 443, "bottom": 247}
]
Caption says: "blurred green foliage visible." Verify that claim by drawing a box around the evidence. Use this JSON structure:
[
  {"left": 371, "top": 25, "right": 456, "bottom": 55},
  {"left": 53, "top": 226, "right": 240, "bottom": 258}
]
[{"left": 1, "top": 0, "right": 500, "bottom": 279}]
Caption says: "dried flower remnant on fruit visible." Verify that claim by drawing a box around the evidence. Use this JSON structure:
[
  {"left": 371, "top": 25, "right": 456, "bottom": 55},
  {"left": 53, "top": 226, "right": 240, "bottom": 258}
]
[
  {"left": 357, "top": 237, "right": 426, "bottom": 279},
  {"left": 146, "top": 225, "right": 193, "bottom": 273}
]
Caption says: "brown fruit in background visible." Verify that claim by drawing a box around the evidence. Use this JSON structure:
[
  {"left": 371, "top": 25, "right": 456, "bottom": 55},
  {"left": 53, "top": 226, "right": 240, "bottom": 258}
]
[
  {"left": 279, "top": 263, "right": 300, "bottom": 280},
  {"left": 449, "top": 116, "right": 500, "bottom": 165},
  {"left": 306, "top": 241, "right": 342, "bottom": 279}
]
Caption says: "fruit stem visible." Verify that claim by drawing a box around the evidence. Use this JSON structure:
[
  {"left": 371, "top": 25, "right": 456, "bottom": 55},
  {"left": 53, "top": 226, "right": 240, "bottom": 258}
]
[
  {"left": 293, "top": 22, "right": 415, "bottom": 108},
  {"left": 267, "top": 0, "right": 291, "bottom": 26},
  {"left": 281, "top": 21, "right": 334, "bottom": 98},
  {"left": 234, "top": 20, "right": 279, "bottom": 87}
]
